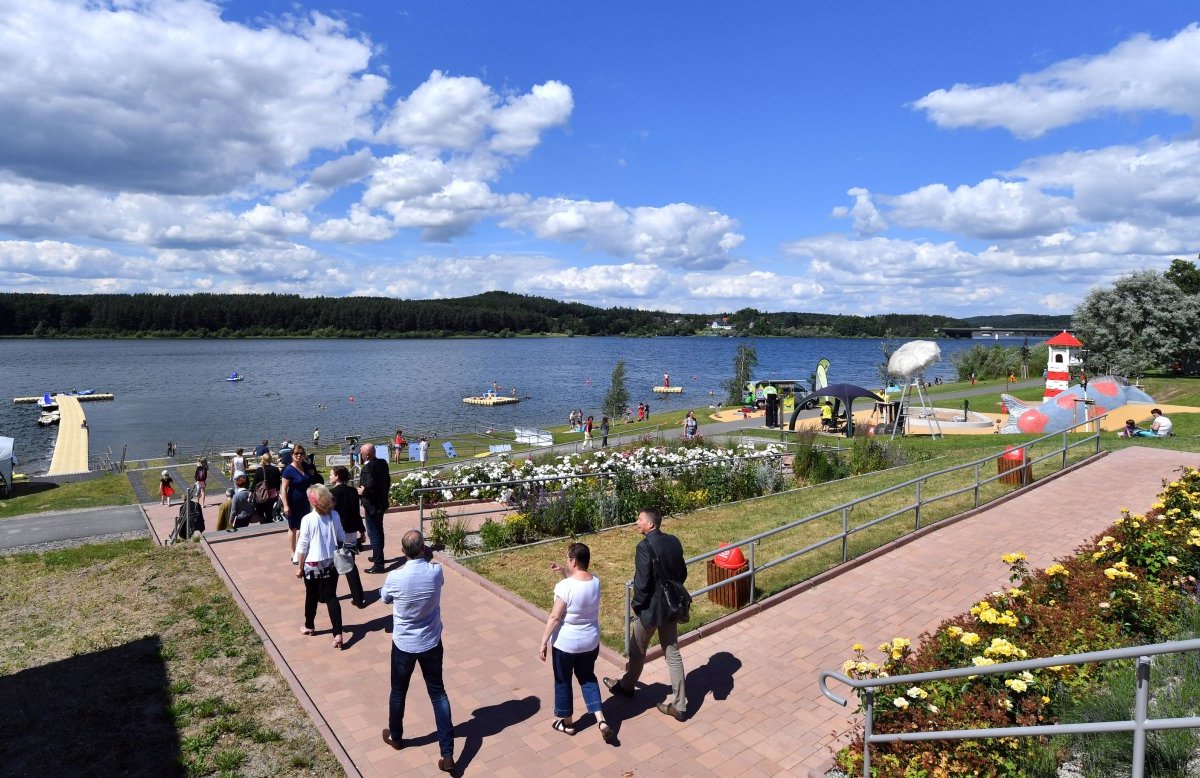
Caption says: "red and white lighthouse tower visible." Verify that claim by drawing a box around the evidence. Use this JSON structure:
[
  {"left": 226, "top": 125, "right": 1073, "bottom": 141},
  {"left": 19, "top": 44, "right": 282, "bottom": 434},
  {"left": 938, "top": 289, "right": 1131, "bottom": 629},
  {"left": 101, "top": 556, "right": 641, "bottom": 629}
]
[{"left": 1044, "top": 331, "right": 1083, "bottom": 401}]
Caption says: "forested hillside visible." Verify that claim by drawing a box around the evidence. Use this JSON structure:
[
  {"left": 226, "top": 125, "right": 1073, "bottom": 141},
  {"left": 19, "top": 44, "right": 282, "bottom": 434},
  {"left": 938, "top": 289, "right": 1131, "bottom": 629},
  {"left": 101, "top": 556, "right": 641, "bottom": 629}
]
[{"left": 0, "top": 291, "right": 972, "bottom": 338}]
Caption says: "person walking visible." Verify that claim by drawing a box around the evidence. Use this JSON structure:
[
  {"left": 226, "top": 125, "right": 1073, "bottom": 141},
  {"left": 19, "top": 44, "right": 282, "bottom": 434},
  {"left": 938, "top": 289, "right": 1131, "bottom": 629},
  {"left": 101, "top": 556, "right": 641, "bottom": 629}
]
[
  {"left": 330, "top": 465, "right": 366, "bottom": 608},
  {"left": 539, "top": 543, "right": 615, "bottom": 742},
  {"left": 230, "top": 448, "right": 247, "bottom": 484},
  {"left": 252, "top": 453, "right": 281, "bottom": 523},
  {"left": 295, "top": 484, "right": 346, "bottom": 650},
  {"left": 600, "top": 416, "right": 610, "bottom": 448},
  {"left": 313, "top": 427, "right": 320, "bottom": 448},
  {"left": 380, "top": 530, "right": 456, "bottom": 772},
  {"left": 603, "top": 507, "right": 688, "bottom": 721},
  {"left": 582, "top": 415, "right": 594, "bottom": 449},
  {"left": 230, "top": 474, "right": 255, "bottom": 530},
  {"left": 281, "top": 445, "right": 312, "bottom": 563},
  {"left": 159, "top": 470, "right": 174, "bottom": 505},
  {"left": 418, "top": 437, "right": 429, "bottom": 465},
  {"left": 359, "top": 443, "right": 392, "bottom": 574},
  {"left": 193, "top": 458, "right": 209, "bottom": 505},
  {"left": 682, "top": 411, "right": 698, "bottom": 441},
  {"left": 393, "top": 429, "right": 406, "bottom": 463}
]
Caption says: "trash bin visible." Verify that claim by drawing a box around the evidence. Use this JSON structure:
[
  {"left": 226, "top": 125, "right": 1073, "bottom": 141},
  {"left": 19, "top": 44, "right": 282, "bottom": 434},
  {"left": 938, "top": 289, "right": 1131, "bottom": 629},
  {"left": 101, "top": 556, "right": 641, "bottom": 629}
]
[
  {"left": 997, "top": 446, "right": 1032, "bottom": 486},
  {"left": 706, "top": 543, "right": 751, "bottom": 608}
]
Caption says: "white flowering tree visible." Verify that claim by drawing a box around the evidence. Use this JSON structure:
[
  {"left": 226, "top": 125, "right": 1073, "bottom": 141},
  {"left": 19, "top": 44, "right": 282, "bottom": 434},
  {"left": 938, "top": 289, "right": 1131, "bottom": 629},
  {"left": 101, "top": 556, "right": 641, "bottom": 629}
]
[{"left": 1073, "top": 269, "right": 1200, "bottom": 375}]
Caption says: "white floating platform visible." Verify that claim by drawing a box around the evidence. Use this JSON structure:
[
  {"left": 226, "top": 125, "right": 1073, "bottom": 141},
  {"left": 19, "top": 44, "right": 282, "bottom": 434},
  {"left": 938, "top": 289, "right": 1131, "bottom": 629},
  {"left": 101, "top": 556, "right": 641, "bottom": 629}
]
[
  {"left": 652, "top": 386, "right": 683, "bottom": 394},
  {"left": 462, "top": 395, "right": 520, "bottom": 406}
]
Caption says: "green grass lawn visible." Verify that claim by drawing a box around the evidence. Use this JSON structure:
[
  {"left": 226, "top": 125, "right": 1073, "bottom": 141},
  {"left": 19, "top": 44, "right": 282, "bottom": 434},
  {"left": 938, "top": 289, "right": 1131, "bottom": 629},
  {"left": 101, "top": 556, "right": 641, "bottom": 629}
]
[
  {"left": 0, "top": 473, "right": 135, "bottom": 520},
  {"left": 0, "top": 540, "right": 339, "bottom": 776}
]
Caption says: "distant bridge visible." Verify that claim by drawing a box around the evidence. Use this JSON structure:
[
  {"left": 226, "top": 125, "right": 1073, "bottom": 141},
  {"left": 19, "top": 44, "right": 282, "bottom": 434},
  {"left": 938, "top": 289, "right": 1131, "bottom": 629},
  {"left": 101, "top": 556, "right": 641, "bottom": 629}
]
[{"left": 936, "top": 327, "right": 1070, "bottom": 340}]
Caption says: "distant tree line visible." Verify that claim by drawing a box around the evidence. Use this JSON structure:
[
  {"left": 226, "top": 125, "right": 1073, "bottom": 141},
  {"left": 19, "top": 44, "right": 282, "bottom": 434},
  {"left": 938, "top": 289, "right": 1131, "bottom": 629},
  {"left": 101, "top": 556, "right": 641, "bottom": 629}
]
[{"left": 1, "top": 291, "right": 988, "bottom": 339}]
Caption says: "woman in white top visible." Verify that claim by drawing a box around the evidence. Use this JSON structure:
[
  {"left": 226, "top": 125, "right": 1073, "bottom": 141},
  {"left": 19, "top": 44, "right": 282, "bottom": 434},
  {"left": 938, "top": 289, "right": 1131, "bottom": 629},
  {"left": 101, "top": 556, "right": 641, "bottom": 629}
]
[
  {"left": 295, "top": 484, "right": 347, "bottom": 650},
  {"left": 539, "top": 543, "right": 614, "bottom": 742}
]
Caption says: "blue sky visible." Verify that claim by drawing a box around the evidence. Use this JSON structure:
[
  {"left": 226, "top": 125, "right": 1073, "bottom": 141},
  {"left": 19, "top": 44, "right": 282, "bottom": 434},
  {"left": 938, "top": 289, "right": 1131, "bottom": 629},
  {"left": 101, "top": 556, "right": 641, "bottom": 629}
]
[{"left": 2, "top": 1, "right": 1199, "bottom": 315}]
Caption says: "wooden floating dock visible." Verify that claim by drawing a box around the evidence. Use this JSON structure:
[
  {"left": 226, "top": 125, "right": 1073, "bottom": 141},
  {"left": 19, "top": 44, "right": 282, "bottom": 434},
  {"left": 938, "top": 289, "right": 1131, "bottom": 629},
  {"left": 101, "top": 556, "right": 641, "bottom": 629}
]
[
  {"left": 652, "top": 386, "right": 683, "bottom": 394},
  {"left": 462, "top": 395, "right": 520, "bottom": 406},
  {"left": 14, "top": 393, "right": 114, "bottom": 403},
  {"left": 48, "top": 395, "right": 90, "bottom": 475}
]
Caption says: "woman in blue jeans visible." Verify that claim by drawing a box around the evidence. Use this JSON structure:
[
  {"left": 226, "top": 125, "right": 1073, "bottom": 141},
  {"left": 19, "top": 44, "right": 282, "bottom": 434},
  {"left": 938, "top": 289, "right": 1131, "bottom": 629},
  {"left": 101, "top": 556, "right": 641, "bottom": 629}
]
[{"left": 538, "top": 543, "right": 615, "bottom": 742}]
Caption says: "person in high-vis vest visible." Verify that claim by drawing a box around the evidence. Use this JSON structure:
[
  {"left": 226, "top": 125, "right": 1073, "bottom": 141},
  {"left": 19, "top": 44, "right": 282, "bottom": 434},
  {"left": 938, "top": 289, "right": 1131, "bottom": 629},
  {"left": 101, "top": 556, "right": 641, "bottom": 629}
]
[{"left": 820, "top": 401, "right": 834, "bottom": 430}]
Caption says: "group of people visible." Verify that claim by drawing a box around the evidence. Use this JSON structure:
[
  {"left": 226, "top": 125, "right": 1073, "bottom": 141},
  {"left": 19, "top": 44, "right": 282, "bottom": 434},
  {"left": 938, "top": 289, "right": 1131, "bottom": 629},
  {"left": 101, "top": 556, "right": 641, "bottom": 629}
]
[
  {"left": 391, "top": 430, "right": 430, "bottom": 464},
  {"left": 165, "top": 433, "right": 695, "bottom": 772},
  {"left": 1119, "top": 408, "right": 1173, "bottom": 438},
  {"left": 297, "top": 497, "right": 690, "bottom": 772}
]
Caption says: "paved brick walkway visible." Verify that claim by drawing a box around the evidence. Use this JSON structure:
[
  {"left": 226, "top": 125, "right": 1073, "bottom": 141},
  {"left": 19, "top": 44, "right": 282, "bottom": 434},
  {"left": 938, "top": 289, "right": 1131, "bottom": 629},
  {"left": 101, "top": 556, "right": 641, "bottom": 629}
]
[{"left": 194, "top": 447, "right": 1199, "bottom": 776}]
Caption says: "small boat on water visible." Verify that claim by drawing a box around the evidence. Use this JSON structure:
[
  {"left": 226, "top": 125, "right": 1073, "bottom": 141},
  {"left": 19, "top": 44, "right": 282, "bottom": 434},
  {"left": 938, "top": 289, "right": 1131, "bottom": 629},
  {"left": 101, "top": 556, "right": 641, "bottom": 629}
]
[
  {"left": 37, "top": 392, "right": 58, "bottom": 411},
  {"left": 226, "top": 372, "right": 244, "bottom": 382},
  {"left": 37, "top": 411, "right": 61, "bottom": 427}
]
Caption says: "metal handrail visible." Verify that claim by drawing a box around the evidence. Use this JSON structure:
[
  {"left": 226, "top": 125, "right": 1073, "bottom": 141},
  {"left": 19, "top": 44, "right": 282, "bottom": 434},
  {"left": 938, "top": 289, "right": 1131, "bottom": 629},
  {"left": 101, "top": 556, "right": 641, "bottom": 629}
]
[
  {"left": 819, "top": 637, "right": 1200, "bottom": 777},
  {"left": 622, "top": 413, "right": 1109, "bottom": 654}
]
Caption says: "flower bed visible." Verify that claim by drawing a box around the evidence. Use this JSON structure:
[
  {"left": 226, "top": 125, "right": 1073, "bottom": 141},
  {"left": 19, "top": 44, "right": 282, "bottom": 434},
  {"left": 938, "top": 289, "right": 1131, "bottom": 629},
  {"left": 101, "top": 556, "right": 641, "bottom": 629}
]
[
  {"left": 388, "top": 441, "right": 785, "bottom": 507},
  {"left": 389, "top": 441, "right": 788, "bottom": 552},
  {"left": 835, "top": 467, "right": 1200, "bottom": 776}
]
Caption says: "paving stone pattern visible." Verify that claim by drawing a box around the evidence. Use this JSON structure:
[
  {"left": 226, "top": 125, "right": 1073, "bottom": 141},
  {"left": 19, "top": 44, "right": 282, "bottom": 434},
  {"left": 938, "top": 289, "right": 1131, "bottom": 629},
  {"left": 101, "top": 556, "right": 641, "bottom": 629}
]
[{"left": 198, "top": 447, "right": 1199, "bottom": 776}]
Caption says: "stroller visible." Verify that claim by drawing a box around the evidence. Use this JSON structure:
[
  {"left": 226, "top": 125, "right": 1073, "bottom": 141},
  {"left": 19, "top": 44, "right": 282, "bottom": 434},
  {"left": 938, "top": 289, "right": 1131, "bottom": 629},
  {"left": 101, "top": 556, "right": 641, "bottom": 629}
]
[{"left": 167, "top": 486, "right": 205, "bottom": 544}]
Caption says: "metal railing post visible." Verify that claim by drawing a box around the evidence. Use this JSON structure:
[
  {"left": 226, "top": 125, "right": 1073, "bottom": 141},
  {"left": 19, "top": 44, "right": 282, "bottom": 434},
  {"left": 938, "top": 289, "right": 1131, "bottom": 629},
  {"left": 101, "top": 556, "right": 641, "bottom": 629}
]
[
  {"left": 973, "top": 463, "right": 980, "bottom": 507},
  {"left": 862, "top": 687, "right": 874, "bottom": 777},
  {"left": 841, "top": 507, "right": 849, "bottom": 563},
  {"left": 1062, "top": 432, "right": 1068, "bottom": 469},
  {"left": 1132, "top": 656, "right": 1150, "bottom": 778},
  {"left": 914, "top": 480, "right": 922, "bottom": 529},
  {"left": 748, "top": 541, "right": 757, "bottom": 602},
  {"left": 418, "top": 494, "right": 425, "bottom": 535}
]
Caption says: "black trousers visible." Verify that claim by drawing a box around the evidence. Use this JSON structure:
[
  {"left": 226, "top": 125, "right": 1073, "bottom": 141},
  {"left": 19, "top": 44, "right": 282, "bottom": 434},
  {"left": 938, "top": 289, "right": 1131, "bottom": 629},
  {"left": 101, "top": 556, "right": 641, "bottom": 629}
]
[{"left": 303, "top": 572, "right": 343, "bottom": 633}]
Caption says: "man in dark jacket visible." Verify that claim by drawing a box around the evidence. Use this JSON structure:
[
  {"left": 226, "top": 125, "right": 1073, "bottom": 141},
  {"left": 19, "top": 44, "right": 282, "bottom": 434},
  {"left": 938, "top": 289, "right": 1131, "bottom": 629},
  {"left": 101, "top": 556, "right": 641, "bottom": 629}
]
[
  {"left": 331, "top": 466, "right": 366, "bottom": 608},
  {"left": 359, "top": 443, "right": 392, "bottom": 574},
  {"left": 603, "top": 507, "right": 688, "bottom": 721}
]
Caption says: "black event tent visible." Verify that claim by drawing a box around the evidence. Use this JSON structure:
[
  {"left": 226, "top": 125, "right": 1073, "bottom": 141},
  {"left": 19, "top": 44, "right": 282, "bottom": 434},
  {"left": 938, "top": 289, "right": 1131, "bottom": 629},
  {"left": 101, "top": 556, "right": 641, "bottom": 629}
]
[{"left": 788, "top": 383, "right": 883, "bottom": 437}]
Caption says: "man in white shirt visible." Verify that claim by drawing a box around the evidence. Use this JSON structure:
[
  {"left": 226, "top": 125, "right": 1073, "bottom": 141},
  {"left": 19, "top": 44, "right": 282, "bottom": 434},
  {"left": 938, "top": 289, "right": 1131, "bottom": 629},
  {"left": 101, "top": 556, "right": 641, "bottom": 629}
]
[{"left": 379, "top": 530, "right": 455, "bottom": 772}]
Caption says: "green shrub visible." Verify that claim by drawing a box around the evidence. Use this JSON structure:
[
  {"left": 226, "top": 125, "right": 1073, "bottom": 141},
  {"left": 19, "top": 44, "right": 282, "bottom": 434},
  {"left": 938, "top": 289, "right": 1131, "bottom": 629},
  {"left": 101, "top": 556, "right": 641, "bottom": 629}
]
[
  {"left": 479, "top": 519, "right": 509, "bottom": 551},
  {"left": 441, "top": 517, "right": 471, "bottom": 556},
  {"left": 427, "top": 510, "right": 450, "bottom": 548}
]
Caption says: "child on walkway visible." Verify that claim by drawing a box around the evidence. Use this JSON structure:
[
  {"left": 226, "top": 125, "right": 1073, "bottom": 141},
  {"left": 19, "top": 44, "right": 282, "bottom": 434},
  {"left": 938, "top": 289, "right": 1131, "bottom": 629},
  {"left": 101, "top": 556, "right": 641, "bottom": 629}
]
[{"left": 159, "top": 470, "right": 174, "bottom": 505}]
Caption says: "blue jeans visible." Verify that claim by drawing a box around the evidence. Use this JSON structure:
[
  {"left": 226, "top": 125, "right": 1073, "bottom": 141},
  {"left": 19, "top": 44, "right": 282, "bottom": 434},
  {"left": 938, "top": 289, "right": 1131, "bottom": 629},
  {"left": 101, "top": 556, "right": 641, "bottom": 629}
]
[
  {"left": 551, "top": 646, "right": 602, "bottom": 719},
  {"left": 390, "top": 641, "right": 454, "bottom": 758},
  {"left": 365, "top": 508, "right": 385, "bottom": 566}
]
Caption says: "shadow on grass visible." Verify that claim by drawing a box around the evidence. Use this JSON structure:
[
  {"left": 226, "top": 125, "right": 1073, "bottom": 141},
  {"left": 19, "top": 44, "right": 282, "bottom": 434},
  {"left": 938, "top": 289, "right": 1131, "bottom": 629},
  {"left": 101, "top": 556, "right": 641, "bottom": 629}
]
[
  {"left": 8, "top": 481, "right": 58, "bottom": 497},
  {"left": 0, "top": 635, "right": 183, "bottom": 776}
]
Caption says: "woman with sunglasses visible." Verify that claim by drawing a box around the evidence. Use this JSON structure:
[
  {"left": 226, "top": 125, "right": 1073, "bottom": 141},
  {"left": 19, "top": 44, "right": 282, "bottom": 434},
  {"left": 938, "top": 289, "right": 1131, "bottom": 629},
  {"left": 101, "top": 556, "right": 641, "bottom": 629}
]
[{"left": 281, "top": 445, "right": 311, "bottom": 563}]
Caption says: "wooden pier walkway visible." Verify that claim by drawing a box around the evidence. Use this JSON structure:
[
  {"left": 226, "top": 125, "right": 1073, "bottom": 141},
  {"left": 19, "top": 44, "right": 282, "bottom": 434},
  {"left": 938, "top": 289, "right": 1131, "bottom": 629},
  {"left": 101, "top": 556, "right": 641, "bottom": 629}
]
[{"left": 47, "top": 395, "right": 89, "bottom": 475}]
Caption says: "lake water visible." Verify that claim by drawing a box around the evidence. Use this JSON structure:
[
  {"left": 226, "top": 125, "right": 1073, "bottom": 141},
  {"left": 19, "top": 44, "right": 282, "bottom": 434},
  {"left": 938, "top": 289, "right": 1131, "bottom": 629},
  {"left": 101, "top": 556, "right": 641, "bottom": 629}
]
[{"left": 1, "top": 336, "right": 1000, "bottom": 472}]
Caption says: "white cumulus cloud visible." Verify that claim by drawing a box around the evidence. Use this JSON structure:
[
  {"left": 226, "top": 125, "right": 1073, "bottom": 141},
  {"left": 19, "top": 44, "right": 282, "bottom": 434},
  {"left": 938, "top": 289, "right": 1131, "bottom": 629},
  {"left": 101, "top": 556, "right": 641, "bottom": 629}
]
[
  {"left": 0, "top": 0, "right": 385, "bottom": 194},
  {"left": 914, "top": 23, "right": 1200, "bottom": 138},
  {"left": 505, "top": 199, "right": 744, "bottom": 269}
]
